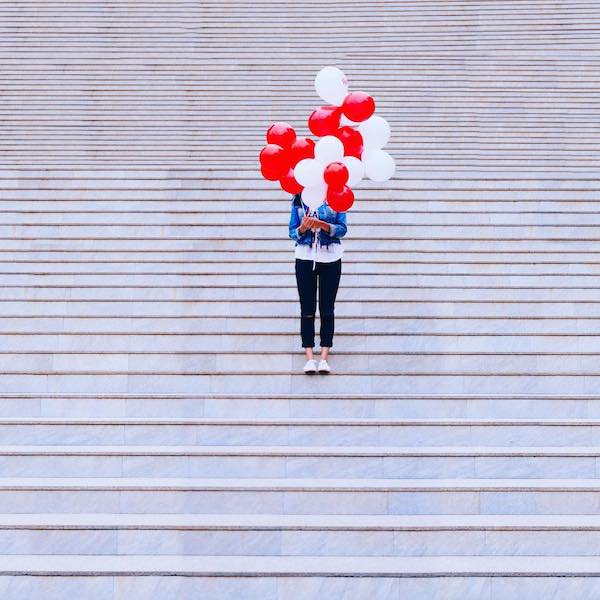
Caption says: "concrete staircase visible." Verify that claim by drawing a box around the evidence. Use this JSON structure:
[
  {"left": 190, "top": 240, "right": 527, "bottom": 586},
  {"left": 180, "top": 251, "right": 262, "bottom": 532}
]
[{"left": 2, "top": 0, "right": 600, "bottom": 598}]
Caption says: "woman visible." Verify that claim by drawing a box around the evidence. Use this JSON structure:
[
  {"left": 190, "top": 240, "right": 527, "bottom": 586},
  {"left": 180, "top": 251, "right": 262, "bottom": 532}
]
[{"left": 288, "top": 192, "right": 348, "bottom": 374}]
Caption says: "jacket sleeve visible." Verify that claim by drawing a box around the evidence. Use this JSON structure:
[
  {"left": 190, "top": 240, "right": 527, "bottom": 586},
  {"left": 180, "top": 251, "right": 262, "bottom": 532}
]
[
  {"left": 288, "top": 200, "right": 303, "bottom": 241},
  {"left": 328, "top": 210, "right": 347, "bottom": 239}
]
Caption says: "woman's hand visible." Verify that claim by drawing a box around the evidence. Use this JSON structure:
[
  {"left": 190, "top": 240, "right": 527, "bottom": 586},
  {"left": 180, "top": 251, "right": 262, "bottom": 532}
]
[
  {"left": 310, "top": 218, "right": 331, "bottom": 233},
  {"left": 299, "top": 216, "right": 332, "bottom": 234},
  {"left": 299, "top": 215, "right": 318, "bottom": 234}
]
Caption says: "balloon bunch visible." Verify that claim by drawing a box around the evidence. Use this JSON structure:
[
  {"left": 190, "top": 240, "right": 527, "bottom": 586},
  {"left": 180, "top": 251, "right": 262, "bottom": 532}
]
[{"left": 259, "top": 66, "right": 395, "bottom": 212}]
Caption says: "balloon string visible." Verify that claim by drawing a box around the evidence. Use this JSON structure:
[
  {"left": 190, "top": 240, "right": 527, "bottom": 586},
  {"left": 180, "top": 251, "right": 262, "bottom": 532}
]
[{"left": 311, "top": 208, "right": 318, "bottom": 271}]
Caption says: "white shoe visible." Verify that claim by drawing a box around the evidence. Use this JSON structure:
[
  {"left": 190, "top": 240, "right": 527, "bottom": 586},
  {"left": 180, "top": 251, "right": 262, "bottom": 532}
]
[
  {"left": 318, "top": 359, "right": 331, "bottom": 374},
  {"left": 303, "top": 359, "right": 317, "bottom": 374}
]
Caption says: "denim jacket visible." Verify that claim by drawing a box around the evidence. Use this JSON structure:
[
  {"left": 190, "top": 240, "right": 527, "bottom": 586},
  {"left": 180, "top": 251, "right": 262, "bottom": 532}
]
[{"left": 288, "top": 194, "right": 348, "bottom": 248}]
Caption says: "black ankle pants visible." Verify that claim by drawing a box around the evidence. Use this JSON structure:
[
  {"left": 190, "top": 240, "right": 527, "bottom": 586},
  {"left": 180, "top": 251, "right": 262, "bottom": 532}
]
[{"left": 294, "top": 258, "right": 342, "bottom": 348}]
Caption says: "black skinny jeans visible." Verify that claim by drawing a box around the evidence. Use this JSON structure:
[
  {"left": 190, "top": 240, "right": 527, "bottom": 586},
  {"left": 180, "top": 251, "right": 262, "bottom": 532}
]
[{"left": 294, "top": 258, "right": 342, "bottom": 348}]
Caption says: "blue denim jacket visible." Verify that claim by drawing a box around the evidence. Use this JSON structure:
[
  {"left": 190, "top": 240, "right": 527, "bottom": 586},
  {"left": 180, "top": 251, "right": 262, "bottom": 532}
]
[{"left": 288, "top": 194, "right": 348, "bottom": 248}]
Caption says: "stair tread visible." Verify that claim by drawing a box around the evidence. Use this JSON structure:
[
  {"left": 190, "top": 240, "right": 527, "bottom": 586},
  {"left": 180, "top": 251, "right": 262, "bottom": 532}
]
[
  {"left": 1, "top": 553, "right": 600, "bottom": 576},
  {"left": 1, "top": 477, "right": 600, "bottom": 490},
  {"left": 1, "top": 416, "right": 598, "bottom": 424},
  {"left": 1, "top": 512, "right": 599, "bottom": 530},
  {"left": 2, "top": 445, "right": 600, "bottom": 456}
]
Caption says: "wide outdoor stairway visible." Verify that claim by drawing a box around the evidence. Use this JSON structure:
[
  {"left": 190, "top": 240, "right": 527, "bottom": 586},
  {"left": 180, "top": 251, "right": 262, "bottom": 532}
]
[{"left": 2, "top": 0, "right": 600, "bottom": 598}]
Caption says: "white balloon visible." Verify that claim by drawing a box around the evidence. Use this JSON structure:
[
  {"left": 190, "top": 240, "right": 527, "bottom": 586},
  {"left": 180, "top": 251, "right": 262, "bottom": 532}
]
[
  {"left": 342, "top": 156, "right": 365, "bottom": 186},
  {"left": 359, "top": 116, "right": 391, "bottom": 150},
  {"left": 294, "top": 158, "right": 323, "bottom": 187},
  {"left": 302, "top": 183, "right": 327, "bottom": 211},
  {"left": 314, "top": 66, "right": 348, "bottom": 106},
  {"left": 315, "top": 136, "right": 344, "bottom": 164},
  {"left": 363, "top": 149, "right": 396, "bottom": 182}
]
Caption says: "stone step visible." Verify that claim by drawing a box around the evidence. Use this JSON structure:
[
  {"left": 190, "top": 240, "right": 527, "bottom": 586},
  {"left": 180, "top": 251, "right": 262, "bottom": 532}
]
[
  {"left": 0, "top": 477, "right": 598, "bottom": 515},
  {"left": 3, "top": 198, "right": 600, "bottom": 209},
  {"left": 3, "top": 316, "right": 600, "bottom": 334},
  {"left": 0, "top": 198, "right": 597, "bottom": 211},
  {"left": 2, "top": 121, "right": 591, "bottom": 132},
  {"left": 0, "top": 417, "right": 598, "bottom": 447},
  {"left": 3, "top": 149, "right": 598, "bottom": 157},
  {"left": 7, "top": 12, "right": 584, "bottom": 19},
  {"left": 1, "top": 372, "right": 594, "bottom": 394},
  {"left": 2, "top": 157, "right": 599, "bottom": 167},
  {"left": 12, "top": 33, "right": 597, "bottom": 43},
  {"left": 3, "top": 175, "right": 591, "bottom": 186},
  {"left": 0, "top": 330, "right": 600, "bottom": 356},
  {"left": 3, "top": 118, "right": 599, "bottom": 128},
  {"left": 2, "top": 149, "right": 592, "bottom": 160},
  {"left": 2, "top": 13, "right": 597, "bottom": 22},
  {"left": 6, "top": 212, "right": 600, "bottom": 226},
  {"left": 0, "top": 558, "right": 599, "bottom": 600},
  {"left": 4, "top": 29, "right": 597, "bottom": 38},
  {"left": 3, "top": 237, "right": 599, "bottom": 254},
  {"left": 1, "top": 555, "right": 600, "bottom": 599},
  {"left": 18, "top": 46, "right": 596, "bottom": 55},
  {"left": 1, "top": 332, "right": 598, "bottom": 353},
  {"left": 0, "top": 445, "right": 599, "bottom": 479},
  {"left": 0, "top": 130, "right": 567, "bottom": 141},
  {"left": 5, "top": 224, "right": 600, "bottom": 240},
  {"left": 6, "top": 158, "right": 597, "bottom": 168},
  {"left": 3, "top": 130, "right": 600, "bottom": 140},
  {"left": 0, "top": 148, "right": 597, "bottom": 160},
  {"left": 7, "top": 262, "right": 600, "bottom": 276},
  {"left": 1, "top": 124, "right": 598, "bottom": 133},
  {"left": 2, "top": 90, "right": 600, "bottom": 99},
  {"left": 0, "top": 513, "right": 599, "bottom": 557},
  {"left": 1, "top": 144, "right": 598, "bottom": 156},
  {"left": 4, "top": 67, "right": 594, "bottom": 76},
  {"left": 0, "top": 129, "right": 593, "bottom": 138},
  {"left": 3, "top": 169, "right": 589, "bottom": 179},
  {"left": 1, "top": 300, "right": 598, "bottom": 318},
  {"left": 1, "top": 2, "right": 595, "bottom": 10},
  {"left": 0, "top": 169, "right": 592, "bottom": 178},
  {"left": 2, "top": 352, "right": 600, "bottom": 376},
  {"left": 4, "top": 287, "right": 600, "bottom": 303},
  {"left": 4, "top": 112, "right": 597, "bottom": 120},
  {"left": 5, "top": 238, "right": 600, "bottom": 253},
  {"left": 4, "top": 72, "right": 599, "bottom": 81},
  {"left": 3, "top": 273, "right": 600, "bottom": 287},
  {"left": 5, "top": 251, "right": 600, "bottom": 264},
  {"left": 3, "top": 28, "right": 598, "bottom": 39},
  {"left": 2, "top": 74, "right": 599, "bottom": 84},
  {"left": 0, "top": 393, "right": 597, "bottom": 420},
  {"left": 10, "top": 120, "right": 597, "bottom": 130}
]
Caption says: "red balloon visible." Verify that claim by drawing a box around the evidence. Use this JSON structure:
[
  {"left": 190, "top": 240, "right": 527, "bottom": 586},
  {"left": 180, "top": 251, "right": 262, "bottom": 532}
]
[
  {"left": 308, "top": 106, "right": 342, "bottom": 137},
  {"left": 335, "top": 126, "right": 363, "bottom": 159},
  {"left": 323, "top": 162, "right": 349, "bottom": 190},
  {"left": 280, "top": 168, "right": 303, "bottom": 194},
  {"left": 342, "top": 91, "right": 375, "bottom": 123},
  {"left": 266, "top": 122, "right": 296, "bottom": 148},
  {"left": 259, "top": 144, "right": 289, "bottom": 180},
  {"left": 288, "top": 137, "right": 315, "bottom": 166},
  {"left": 327, "top": 185, "right": 354, "bottom": 212},
  {"left": 260, "top": 164, "right": 280, "bottom": 182}
]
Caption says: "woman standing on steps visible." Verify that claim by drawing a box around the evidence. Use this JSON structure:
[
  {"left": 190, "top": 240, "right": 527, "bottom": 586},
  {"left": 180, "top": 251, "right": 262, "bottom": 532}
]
[{"left": 288, "top": 192, "right": 348, "bottom": 374}]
